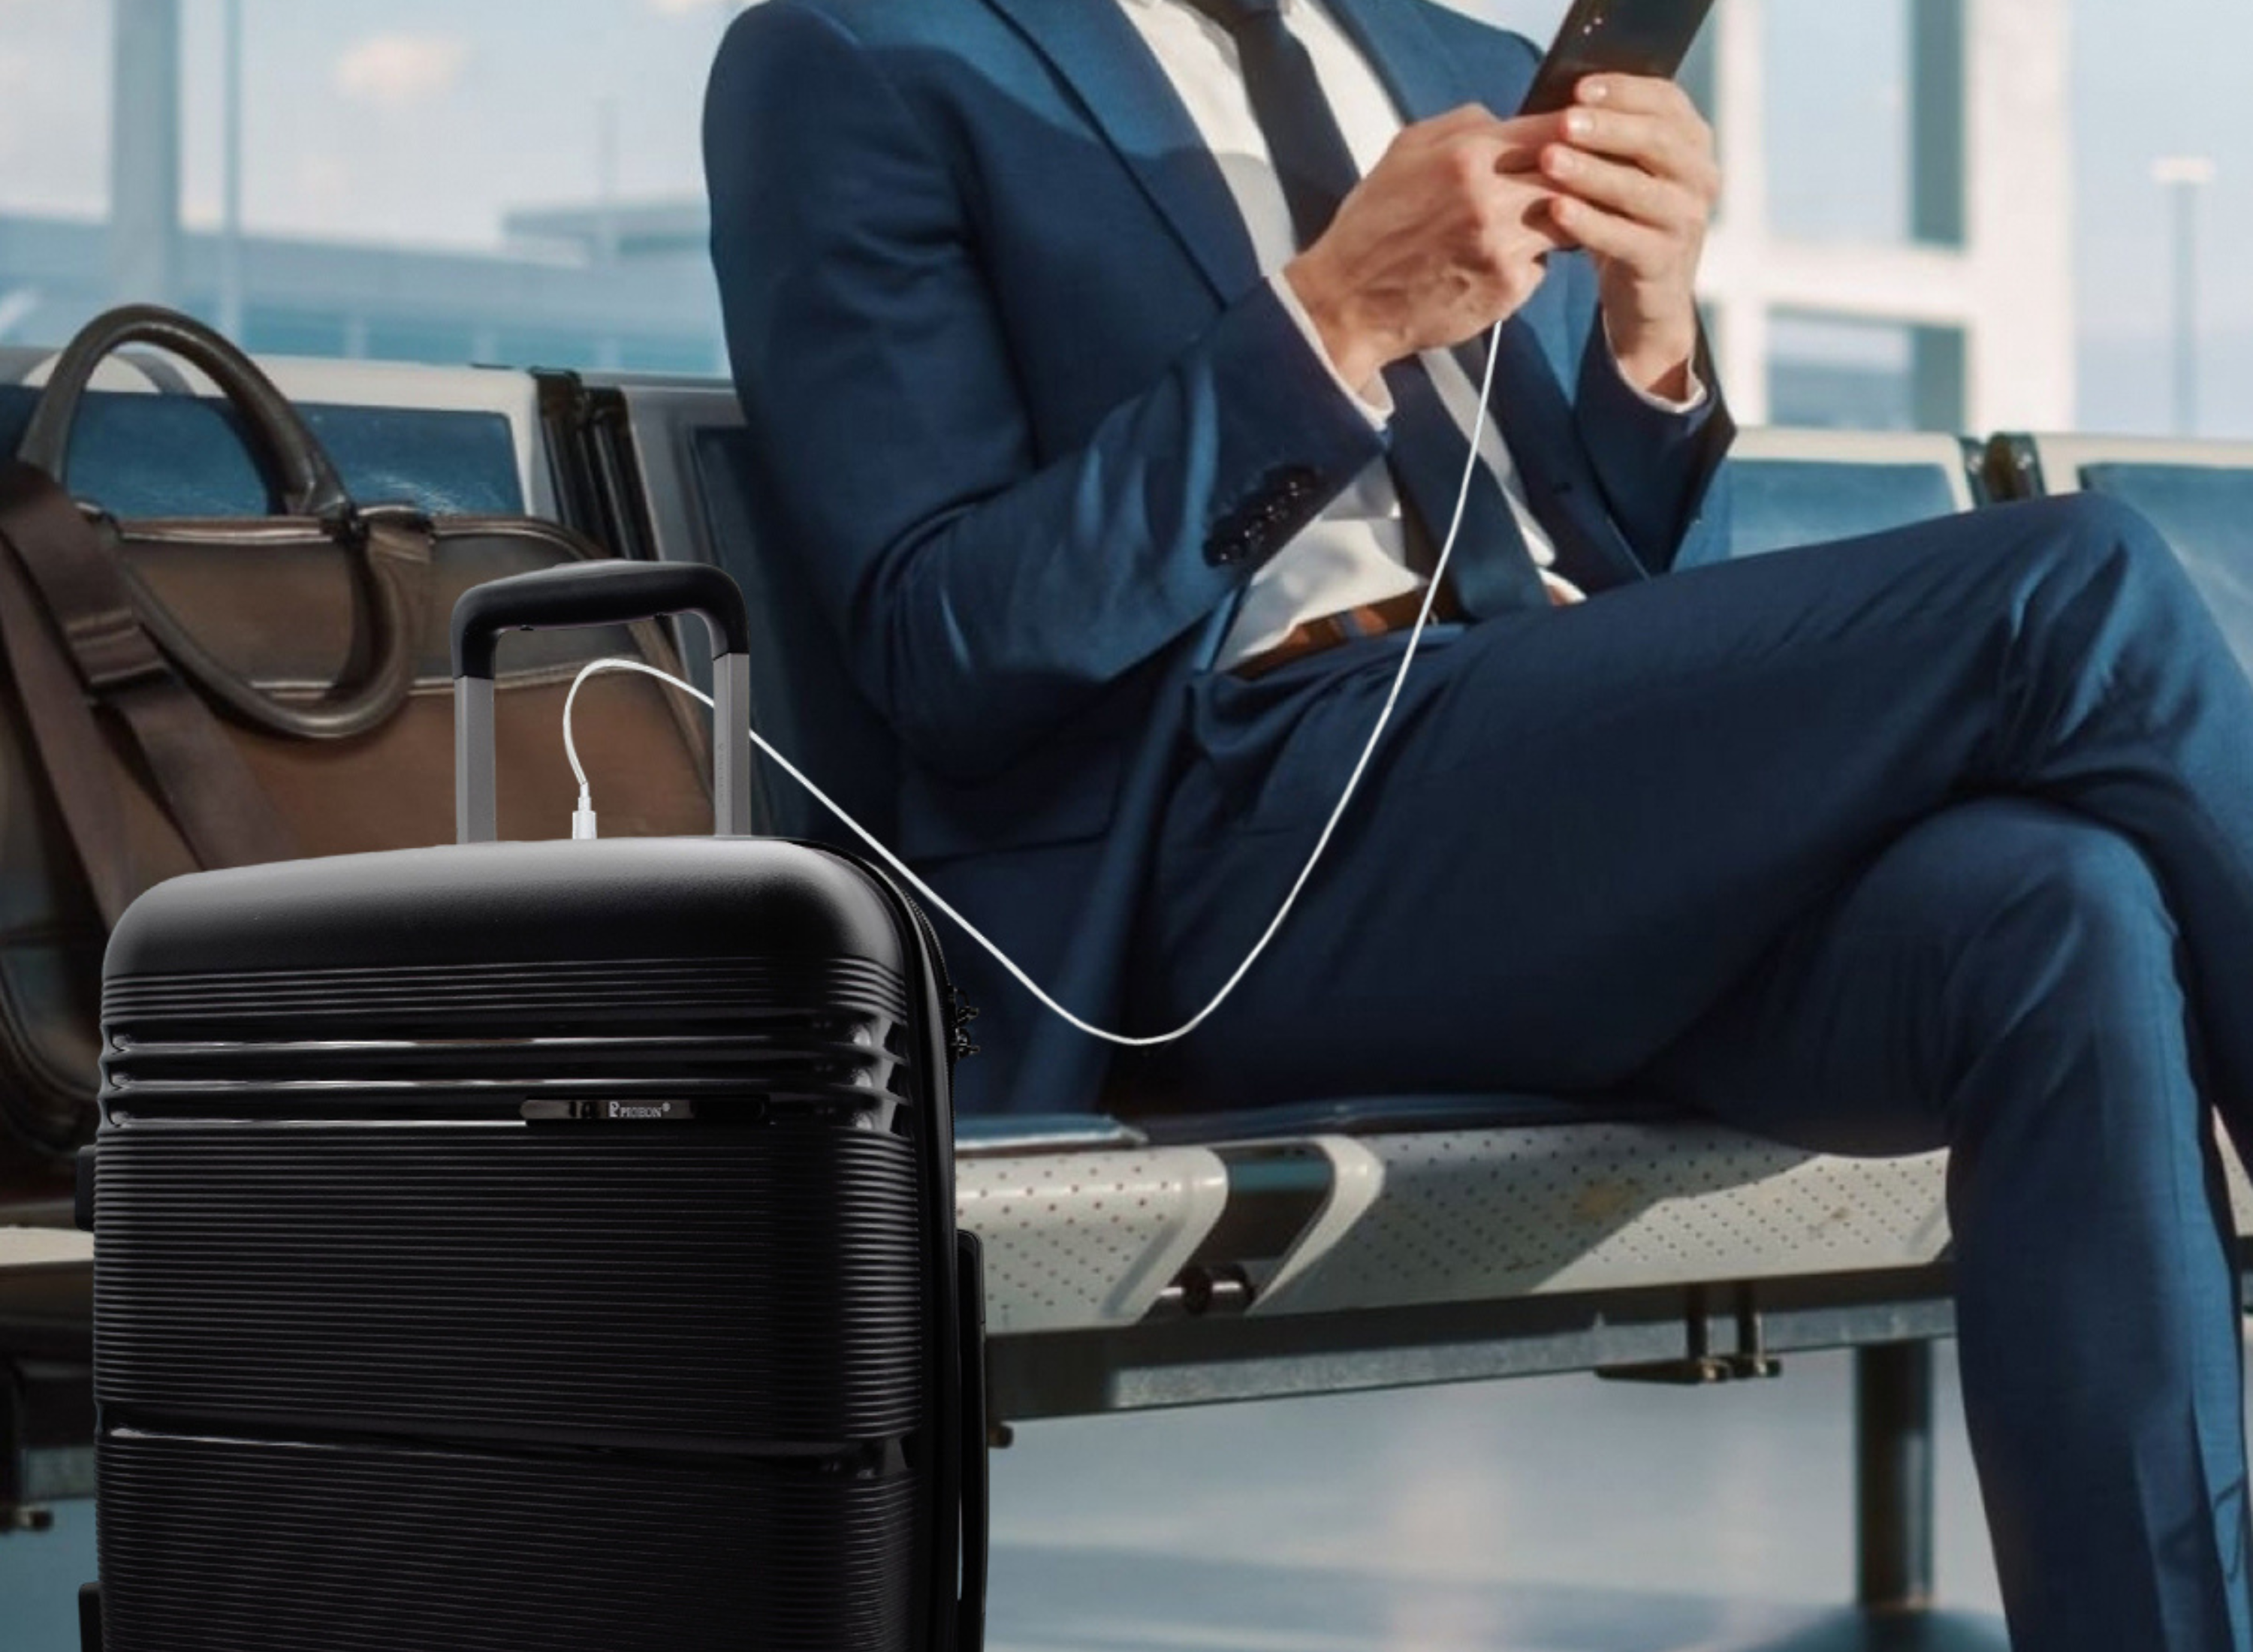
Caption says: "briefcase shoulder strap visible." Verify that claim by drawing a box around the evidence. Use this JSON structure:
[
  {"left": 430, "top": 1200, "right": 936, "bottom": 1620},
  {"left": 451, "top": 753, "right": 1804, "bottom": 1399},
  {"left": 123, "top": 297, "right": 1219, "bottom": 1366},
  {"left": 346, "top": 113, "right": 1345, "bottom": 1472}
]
[
  {"left": 0, "top": 521, "right": 137, "bottom": 928},
  {"left": 0, "top": 460, "right": 297, "bottom": 912}
]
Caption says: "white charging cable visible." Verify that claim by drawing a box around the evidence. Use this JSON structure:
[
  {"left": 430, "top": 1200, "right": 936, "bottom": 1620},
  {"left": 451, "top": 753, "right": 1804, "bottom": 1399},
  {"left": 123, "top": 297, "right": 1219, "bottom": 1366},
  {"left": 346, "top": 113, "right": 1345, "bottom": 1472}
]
[{"left": 561, "top": 321, "right": 1504, "bottom": 1048}]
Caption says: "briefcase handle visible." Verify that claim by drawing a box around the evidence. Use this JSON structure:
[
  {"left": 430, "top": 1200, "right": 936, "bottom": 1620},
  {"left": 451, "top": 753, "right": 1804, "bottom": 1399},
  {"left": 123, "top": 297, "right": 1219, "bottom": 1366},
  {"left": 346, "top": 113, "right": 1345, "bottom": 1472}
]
[
  {"left": 16, "top": 303, "right": 354, "bottom": 526},
  {"left": 451, "top": 559, "right": 754, "bottom": 843},
  {"left": 7, "top": 304, "right": 427, "bottom": 742}
]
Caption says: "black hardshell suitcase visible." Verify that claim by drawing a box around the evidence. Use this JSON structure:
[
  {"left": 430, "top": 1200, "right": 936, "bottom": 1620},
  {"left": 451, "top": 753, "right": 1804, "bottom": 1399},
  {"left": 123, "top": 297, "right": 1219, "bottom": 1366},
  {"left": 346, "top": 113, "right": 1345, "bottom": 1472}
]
[{"left": 82, "top": 561, "right": 988, "bottom": 1652}]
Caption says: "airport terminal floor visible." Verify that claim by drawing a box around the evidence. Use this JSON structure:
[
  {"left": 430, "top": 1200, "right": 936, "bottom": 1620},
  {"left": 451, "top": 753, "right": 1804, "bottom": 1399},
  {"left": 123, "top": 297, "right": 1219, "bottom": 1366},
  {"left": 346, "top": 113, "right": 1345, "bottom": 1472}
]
[
  {"left": 984, "top": 1344, "right": 2025, "bottom": 1652},
  {"left": 2, "top": 1340, "right": 2042, "bottom": 1651}
]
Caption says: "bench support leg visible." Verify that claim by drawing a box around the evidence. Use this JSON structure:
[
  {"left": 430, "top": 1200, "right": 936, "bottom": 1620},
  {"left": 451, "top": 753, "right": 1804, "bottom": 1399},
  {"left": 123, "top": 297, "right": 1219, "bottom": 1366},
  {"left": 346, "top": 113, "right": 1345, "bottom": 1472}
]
[
  {"left": 1856, "top": 1340, "right": 1935, "bottom": 1613},
  {"left": 0, "top": 1362, "right": 54, "bottom": 1535}
]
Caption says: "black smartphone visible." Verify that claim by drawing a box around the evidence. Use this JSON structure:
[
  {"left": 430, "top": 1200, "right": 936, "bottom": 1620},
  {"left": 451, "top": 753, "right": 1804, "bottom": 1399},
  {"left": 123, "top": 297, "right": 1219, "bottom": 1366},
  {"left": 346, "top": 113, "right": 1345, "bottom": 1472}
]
[{"left": 1519, "top": 0, "right": 1718, "bottom": 116}]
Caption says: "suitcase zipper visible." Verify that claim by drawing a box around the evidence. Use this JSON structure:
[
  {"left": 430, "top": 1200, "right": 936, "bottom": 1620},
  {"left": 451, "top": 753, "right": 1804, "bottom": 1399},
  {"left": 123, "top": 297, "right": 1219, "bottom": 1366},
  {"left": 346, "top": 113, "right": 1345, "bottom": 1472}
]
[
  {"left": 900, "top": 893, "right": 979, "bottom": 1068},
  {"left": 802, "top": 840, "right": 979, "bottom": 1073},
  {"left": 789, "top": 841, "right": 985, "bottom": 1651}
]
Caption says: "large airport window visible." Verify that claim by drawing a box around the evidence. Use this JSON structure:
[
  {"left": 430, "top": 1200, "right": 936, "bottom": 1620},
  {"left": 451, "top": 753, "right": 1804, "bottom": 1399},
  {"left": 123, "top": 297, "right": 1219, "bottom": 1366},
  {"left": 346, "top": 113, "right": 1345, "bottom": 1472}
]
[
  {"left": 1763, "top": 0, "right": 1917, "bottom": 246},
  {"left": 363, "top": 320, "right": 481, "bottom": 368},
  {"left": 1767, "top": 311, "right": 1968, "bottom": 433},
  {"left": 0, "top": 0, "right": 738, "bottom": 377},
  {"left": 239, "top": 305, "right": 350, "bottom": 360},
  {"left": 0, "top": 0, "right": 2245, "bottom": 436}
]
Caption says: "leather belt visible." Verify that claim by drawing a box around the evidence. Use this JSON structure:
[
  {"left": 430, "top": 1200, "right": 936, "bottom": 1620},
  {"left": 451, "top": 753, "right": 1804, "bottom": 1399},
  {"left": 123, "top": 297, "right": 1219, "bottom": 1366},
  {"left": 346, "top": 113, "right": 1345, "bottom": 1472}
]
[{"left": 1227, "top": 580, "right": 1465, "bottom": 681}]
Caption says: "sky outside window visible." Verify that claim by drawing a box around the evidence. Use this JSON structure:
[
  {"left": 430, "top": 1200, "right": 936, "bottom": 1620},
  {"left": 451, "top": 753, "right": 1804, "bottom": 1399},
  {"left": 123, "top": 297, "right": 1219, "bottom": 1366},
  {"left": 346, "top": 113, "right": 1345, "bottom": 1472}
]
[{"left": 0, "top": 0, "right": 2248, "bottom": 433}]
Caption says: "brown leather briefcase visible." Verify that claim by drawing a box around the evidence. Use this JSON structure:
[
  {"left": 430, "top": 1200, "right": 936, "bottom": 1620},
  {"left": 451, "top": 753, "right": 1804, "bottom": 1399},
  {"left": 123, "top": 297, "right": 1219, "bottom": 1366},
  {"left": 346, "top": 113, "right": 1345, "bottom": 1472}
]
[{"left": 0, "top": 305, "right": 716, "bottom": 1162}]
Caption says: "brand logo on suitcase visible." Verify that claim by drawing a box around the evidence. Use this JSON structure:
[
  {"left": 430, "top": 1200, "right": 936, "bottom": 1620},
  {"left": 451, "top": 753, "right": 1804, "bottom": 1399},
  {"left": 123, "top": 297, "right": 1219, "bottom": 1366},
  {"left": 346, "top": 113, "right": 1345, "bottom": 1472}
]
[
  {"left": 606, "top": 1100, "right": 687, "bottom": 1121},
  {"left": 518, "top": 1098, "right": 700, "bottom": 1123}
]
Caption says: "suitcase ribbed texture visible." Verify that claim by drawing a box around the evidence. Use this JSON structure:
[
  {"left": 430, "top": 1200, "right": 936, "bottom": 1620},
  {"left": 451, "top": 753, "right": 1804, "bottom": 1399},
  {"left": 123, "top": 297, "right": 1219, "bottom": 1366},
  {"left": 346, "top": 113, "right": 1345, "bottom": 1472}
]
[
  {"left": 98, "top": 1427, "right": 918, "bottom": 1652},
  {"left": 96, "top": 1125, "right": 924, "bottom": 1446},
  {"left": 101, "top": 956, "right": 911, "bottom": 1029},
  {"left": 90, "top": 829, "right": 970, "bottom": 1650},
  {"left": 102, "top": 957, "right": 917, "bottom": 1110}
]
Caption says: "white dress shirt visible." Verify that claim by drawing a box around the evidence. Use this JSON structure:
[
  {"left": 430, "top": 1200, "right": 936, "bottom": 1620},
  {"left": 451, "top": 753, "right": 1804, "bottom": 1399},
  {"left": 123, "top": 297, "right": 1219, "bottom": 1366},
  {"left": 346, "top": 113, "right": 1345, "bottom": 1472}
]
[{"left": 1117, "top": 0, "right": 1703, "bottom": 668}]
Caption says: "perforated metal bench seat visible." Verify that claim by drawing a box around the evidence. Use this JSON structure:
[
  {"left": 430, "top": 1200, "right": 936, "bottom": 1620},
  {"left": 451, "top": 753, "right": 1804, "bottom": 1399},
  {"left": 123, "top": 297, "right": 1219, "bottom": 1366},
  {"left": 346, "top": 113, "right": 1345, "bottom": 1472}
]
[
  {"left": 952, "top": 1096, "right": 1976, "bottom": 1337},
  {"left": 953, "top": 1103, "right": 2253, "bottom": 1338},
  {"left": 954, "top": 1097, "right": 1723, "bottom": 1334}
]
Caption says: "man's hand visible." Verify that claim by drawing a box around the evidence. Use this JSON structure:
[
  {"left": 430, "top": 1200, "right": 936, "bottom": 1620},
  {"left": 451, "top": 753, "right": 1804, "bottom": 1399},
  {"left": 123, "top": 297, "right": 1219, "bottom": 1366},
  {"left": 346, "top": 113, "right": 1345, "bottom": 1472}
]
[
  {"left": 1284, "top": 104, "right": 1574, "bottom": 393},
  {"left": 1537, "top": 74, "right": 1720, "bottom": 402}
]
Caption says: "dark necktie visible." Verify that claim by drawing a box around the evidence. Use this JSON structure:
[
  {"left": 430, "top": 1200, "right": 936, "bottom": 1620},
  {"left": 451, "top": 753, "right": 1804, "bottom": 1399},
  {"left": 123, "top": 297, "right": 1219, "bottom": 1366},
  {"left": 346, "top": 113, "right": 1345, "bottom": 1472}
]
[{"left": 1184, "top": 0, "right": 1546, "bottom": 616}]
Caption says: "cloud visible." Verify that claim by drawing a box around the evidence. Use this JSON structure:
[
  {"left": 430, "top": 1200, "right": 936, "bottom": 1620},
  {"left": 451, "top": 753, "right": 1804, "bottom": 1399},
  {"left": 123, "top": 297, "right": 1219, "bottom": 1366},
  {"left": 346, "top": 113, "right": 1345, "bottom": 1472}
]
[
  {"left": 333, "top": 34, "right": 470, "bottom": 110},
  {"left": 644, "top": 0, "right": 741, "bottom": 13}
]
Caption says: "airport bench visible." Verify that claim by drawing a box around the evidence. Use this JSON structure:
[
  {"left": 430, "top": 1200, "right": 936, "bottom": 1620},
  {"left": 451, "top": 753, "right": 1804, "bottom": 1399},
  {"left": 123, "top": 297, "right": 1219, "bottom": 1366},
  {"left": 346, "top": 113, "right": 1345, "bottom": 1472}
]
[
  {"left": 584, "top": 382, "right": 2253, "bottom": 1364},
  {"left": 7, "top": 345, "right": 2253, "bottom": 1618}
]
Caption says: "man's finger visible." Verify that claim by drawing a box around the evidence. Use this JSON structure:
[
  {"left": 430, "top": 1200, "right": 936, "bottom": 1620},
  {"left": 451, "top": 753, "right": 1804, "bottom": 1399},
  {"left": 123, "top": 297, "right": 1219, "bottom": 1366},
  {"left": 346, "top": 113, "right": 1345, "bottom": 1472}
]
[
  {"left": 1574, "top": 72, "right": 1697, "bottom": 120},
  {"left": 1541, "top": 144, "right": 1700, "bottom": 231},
  {"left": 1410, "top": 102, "right": 1504, "bottom": 143},
  {"left": 1557, "top": 106, "right": 1709, "bottom": 189},
  {"left": 1478, "top": 110, "right": 1570, "bottom": 168},
  {"left": 1525, "top": 205, "right": 1579, "bottom": 255},
  {"left": 1488, "top": 173, "right": 1576, "bottom": 250},
  {"left": 1546, "top": 194, "right": 1670, "bottom": 271}
]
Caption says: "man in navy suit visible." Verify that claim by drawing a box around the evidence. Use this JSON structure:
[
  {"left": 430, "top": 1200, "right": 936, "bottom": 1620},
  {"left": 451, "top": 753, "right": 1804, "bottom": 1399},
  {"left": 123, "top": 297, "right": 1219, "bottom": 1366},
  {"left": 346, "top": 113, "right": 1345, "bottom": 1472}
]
[{"left": 705, "top": 2, "right": 2253, "bottom": 1642}]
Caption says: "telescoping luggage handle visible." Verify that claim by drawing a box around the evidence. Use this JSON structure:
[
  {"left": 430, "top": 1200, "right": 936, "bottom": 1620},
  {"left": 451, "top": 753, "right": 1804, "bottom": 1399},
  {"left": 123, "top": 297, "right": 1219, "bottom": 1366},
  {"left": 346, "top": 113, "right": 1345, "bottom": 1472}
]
[{"left": 451, "top": 559, "right": 754, "bottom": 843}]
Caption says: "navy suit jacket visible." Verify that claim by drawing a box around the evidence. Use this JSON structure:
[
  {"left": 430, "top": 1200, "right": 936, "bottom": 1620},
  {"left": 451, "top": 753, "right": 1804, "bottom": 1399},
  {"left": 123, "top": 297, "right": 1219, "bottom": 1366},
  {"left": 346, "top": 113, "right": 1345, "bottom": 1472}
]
[{"left": 703, "top": 0, "right": 1736, "bottom": 1117}]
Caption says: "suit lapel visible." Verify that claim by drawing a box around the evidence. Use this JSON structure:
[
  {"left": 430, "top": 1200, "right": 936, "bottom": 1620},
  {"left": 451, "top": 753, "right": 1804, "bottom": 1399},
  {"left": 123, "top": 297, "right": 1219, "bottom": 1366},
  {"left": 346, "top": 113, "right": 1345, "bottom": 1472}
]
[
  {"left": 980, "top": 0, "right": 1261, "bottom": 299},
  {"left": 1491, "top": 316, "right": 1648, "bottom": 586}
]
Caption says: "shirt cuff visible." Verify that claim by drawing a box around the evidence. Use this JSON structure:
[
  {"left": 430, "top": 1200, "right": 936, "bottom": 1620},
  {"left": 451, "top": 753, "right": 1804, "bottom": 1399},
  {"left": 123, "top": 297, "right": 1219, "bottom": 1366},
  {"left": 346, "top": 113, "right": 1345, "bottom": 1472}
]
[
  {"left": 1603, "top": 315, "right": 1708, "bottom": 415},
  {"left": 1270, "top": 271, "right": 1394, "bottom": 427}
]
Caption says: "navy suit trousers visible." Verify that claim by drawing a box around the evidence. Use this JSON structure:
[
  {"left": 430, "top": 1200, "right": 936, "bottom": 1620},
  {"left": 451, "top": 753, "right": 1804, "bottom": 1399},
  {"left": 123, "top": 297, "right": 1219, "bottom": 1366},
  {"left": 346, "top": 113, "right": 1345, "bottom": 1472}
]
[{"left": 1129, "top": 493, "right": 2253, "bottom": 1648}]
